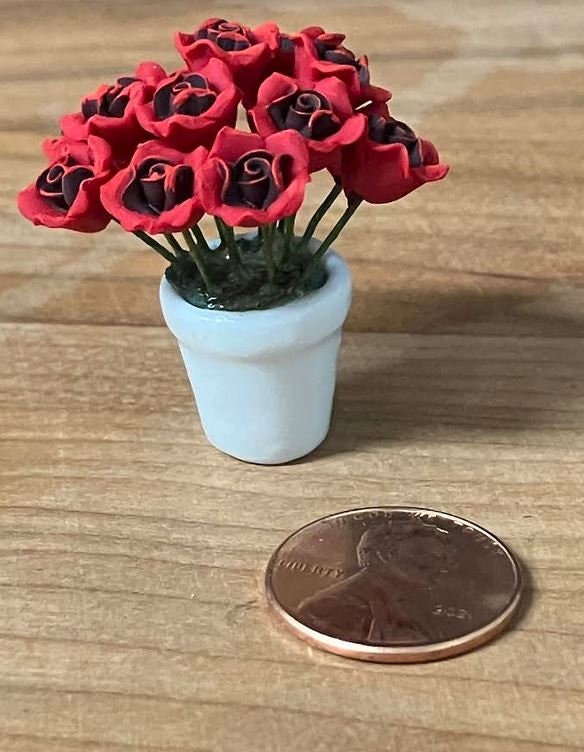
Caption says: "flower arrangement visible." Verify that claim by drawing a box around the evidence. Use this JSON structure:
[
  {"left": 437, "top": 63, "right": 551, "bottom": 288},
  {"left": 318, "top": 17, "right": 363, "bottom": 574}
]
[{"left": 18, "top": 18, "right": 449, "bottom": 312}]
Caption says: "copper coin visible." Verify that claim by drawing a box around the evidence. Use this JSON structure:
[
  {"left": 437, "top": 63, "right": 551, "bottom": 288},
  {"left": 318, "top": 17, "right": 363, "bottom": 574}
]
[{"left": 265, "top": 507, "right": 522, "bottom": 662}]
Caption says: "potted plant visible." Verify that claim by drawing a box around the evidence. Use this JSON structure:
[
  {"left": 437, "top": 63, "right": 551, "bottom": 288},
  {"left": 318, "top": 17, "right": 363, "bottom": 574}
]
[{"left": 17, "top": 18, "right": 448, "bottom": 464}]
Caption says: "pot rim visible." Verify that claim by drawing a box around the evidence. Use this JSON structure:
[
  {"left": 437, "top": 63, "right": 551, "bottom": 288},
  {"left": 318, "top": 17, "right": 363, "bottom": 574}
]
[{"left": 159, "top": 241, "right": 352, "bottom": 359}]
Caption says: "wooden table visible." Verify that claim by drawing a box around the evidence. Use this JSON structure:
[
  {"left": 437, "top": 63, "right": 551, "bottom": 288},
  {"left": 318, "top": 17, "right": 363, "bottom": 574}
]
[{"left": 1, "top": 1, "right": 583, "bottom": 750}]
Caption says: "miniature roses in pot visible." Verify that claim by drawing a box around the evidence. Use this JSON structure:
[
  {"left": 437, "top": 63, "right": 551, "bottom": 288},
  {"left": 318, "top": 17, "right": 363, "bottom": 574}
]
[
  {"left": 135, "top": 59, "right": 240, "bottom": 150},
  {"left": 16, "top": 15, "right": 450, "bottom": 463},
  {"left": 250, "top": 73, "right": 366, "bottom": 173},
  {"left": 17, "top": 135, "right": 113, "bottom": 232},
  {"left": 196, "top": 126, "right": 310, "bottom": 227},
  {"left": 101, "top": 141, "right": 207, "bottom": 234}
]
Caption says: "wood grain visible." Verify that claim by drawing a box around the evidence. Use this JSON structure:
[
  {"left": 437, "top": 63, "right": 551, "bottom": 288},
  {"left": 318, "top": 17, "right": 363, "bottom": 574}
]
[
  {"left": 1, "top": 0, "right": 584, "bottom": 750},
  {"left": 1, "top": 323, "right": 584, "bottom": 750}
]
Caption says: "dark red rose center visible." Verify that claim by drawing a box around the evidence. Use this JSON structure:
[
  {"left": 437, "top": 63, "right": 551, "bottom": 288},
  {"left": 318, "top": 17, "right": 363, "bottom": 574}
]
[
  {"left": 220, "top": 149, "right": 293, "bottom": 210},
  {"left": 153, "top": 73, "right": 218, "bottom": 120},
  {"left": 314, "top": 33, "right": 370, "bottom": 86},
  {"left": 278, "top": 34, "right": 295, "bottom": 55},
  {"left": 36, "top": 159, "right": 94, "bottom": 211},
  {"left": 82, "top": 76, "right": 139, "bottom": 120},
  {"left": 197, "top": 19, "right": 253, "bottom": 52},
  {"left": 268, "top": 90, "right": 341, "bottom": 141},
  {"left": 122, "top": 157, "right": 195, "bottom": 215},
  {"left": 315, "top": 33, "right": 355, "bottom": 66},
  {"left": 368, "top": 115, "right": 422, "bottom": 166}
]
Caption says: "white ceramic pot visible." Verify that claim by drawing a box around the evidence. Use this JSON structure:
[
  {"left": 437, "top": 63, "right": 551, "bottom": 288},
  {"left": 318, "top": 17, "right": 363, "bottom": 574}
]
[{"left": 159, "top": 242, "right": 352, "bottom": 464}]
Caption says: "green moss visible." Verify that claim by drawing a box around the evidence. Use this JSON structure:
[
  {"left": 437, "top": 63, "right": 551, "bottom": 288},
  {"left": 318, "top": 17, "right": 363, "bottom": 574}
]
[{"left": 165, "top": 233, "right": 328, "bottom": 312}]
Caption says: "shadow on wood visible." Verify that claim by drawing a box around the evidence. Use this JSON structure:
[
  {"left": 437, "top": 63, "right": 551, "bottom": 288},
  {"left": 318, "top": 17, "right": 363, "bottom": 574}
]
[{"left": 312, "top": 289, "right": 584, "bottom": 459}]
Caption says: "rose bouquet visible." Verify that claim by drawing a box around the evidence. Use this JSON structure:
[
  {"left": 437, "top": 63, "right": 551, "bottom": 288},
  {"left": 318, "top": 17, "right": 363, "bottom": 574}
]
[
  {"left": 18, "top": 18, "right": 448, "bottom": 312},
  {"left": 17, "top": 18, "right": 449, "bottom": 464}
]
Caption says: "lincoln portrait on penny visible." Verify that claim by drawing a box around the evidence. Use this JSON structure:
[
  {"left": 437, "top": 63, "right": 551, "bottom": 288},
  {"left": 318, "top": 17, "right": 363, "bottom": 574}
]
[{"left": 296, "top": 518, "right": 453, "bottom": 644}]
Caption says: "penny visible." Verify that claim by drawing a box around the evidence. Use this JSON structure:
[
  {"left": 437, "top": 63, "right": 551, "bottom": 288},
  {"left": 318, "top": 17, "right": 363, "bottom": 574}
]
[{"left": 265, "top": 507, "right": 522, "bottom": 662}]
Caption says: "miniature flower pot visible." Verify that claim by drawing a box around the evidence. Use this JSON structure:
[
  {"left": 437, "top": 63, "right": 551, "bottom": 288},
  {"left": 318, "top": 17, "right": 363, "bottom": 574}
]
[{"left": 159, "top": 244, "right": 352, "bottom": 464}]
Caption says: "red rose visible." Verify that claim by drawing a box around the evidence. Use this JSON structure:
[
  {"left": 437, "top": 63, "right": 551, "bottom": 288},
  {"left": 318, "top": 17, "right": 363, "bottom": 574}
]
[
  {"left": 196, "top": 126, "right": 310, "bottom": 227},
  {"left": 341, "top": 109, "right": 449, "bottom": 203},
  {"left": 17, "top": 135, "right": 113, "bottom": 233},
  {"left": 134, "top": 58, "right": 240, "bottom": 150},
  {"left": 295, "top": 26, "right": 390, "bottom": 107},
  {"left": 100, "top": 140, "right": 207, "bottom": 234},
  {"left": 175, "top": 17, "right": 280, "bottom": 99},
  {"left": 250, "top": 72, "right": 366, "bottom": 173},
  {"left": 60, "top": 62, "right": 166, "bottom": 162}
]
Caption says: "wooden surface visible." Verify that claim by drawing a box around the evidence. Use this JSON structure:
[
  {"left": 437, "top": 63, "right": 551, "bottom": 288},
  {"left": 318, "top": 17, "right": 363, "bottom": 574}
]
[{"left": 1, "top": 1, "right": 584, "bottom": 750}]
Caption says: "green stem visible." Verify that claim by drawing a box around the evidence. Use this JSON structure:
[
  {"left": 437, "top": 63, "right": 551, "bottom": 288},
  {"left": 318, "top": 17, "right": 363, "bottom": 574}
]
[
  {"left": 164, "top": 233, "right": 185, "bottom": 256},
  {"left": 132, "top": 231, "right": 175, "bottom": 263},
  {"left": 300, "top": 181, "right": 343, "bottom": 248},
  {"left": 281, "top": 214, "right": 296, "bottom": 265},
  {"left": 181, "top": 230, "right": 214, "bottom": 292},
  {"left": 303, "top": 198, "right": 363, "bottom": 276},
  {"left": 214, "top": 217, "right": 227, "bottom": 250},
  {"left": 261, "top": 223, "right": 276, "bottom": 284},
  {"left": 190, "top": 224, "right": 211, "bottom": 253},
  {"left": 216, "top": 218, "right": 244, "bottom": 267}
]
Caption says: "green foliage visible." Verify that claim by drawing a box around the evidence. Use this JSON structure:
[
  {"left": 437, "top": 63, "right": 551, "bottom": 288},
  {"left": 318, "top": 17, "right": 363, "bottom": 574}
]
[{"left": 165, "top": 230, "right": 328, "bottom": 311}]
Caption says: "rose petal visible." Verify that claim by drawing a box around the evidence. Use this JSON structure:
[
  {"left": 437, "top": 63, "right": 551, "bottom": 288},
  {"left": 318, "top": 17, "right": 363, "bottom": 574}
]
[
  {"left": 210, "top": 127, "right": 265, "bottom": 163},
  {"left": 81, "top": 99, "right": 99, "bottom": 120},
  {"left": 153, "top": 81, "right": 175, "bottom": 119},
  {"left": 105, "top": 92, "right": 130, "bottom": 118},
  {"left": 238, "top": 155, "right": 273, "bottom": 208},
  {"left": 62, "top": 166, "right": 93, "bottom": 207},
  {"left": 37, "top": 164, "right": 65, "bottom": 193},
  {"left": 271, "top": 152, "right": 292, "bottom": 192},
  {"left": 141, "top": 172, "right": 166, "bottom": 214},
  {"left": 172, "top": 87, "right": 216, "bottom": 116},
  {"left": 164, "top": 164, "right": 194, "bottom": 210},
  {"left": 307, "top": 109, "right": 340, "bottom": 140},
  {"left": 215, "top": 31, "right": 250, "bottom": 52}
]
